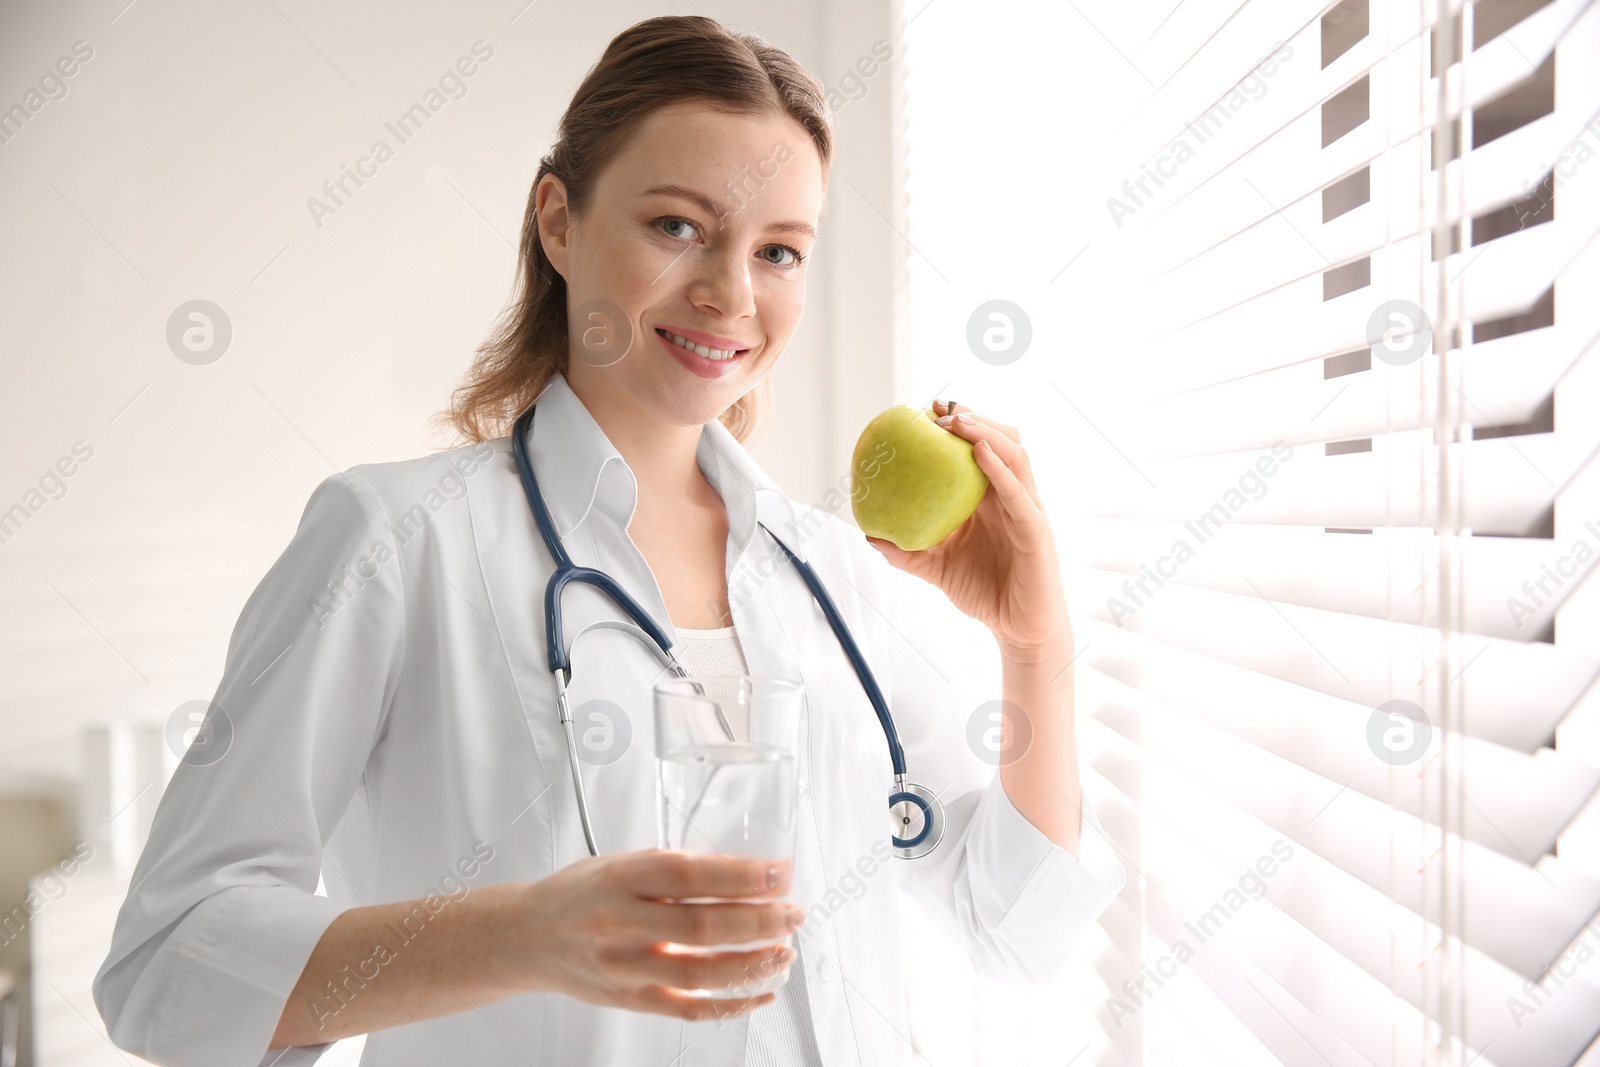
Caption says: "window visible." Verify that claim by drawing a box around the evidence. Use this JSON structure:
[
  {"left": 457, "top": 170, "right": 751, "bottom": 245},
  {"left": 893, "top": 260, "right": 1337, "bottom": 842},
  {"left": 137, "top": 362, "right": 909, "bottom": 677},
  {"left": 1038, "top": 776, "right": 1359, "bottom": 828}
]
[{"left": 902, "top": 0, "right": 1600, "bottom": 1062}]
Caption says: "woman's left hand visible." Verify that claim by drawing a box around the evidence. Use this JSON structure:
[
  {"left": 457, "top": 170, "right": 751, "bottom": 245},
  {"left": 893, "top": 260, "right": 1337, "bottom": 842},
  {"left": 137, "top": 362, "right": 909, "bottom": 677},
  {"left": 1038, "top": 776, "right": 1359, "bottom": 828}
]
[{"left": 865, "top": 400, "right": 1070, "bottom": 659}]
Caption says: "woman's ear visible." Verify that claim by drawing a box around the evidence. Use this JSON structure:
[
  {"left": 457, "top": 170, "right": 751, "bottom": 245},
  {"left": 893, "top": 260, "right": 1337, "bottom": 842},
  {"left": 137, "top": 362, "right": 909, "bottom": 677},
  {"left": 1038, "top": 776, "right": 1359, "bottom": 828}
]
[{"left": 536, "top": 173, "right": 573, "bottom": 279}]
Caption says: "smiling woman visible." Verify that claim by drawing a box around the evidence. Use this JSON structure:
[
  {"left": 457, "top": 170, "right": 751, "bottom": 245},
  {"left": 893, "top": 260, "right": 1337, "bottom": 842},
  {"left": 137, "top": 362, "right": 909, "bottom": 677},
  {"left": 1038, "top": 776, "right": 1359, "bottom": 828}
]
[
  {"left": 442, "top": 20, "right": 832, "bottom": 448},
  {"left": 513, "top": 102, "right": 822, "bottom": 421},
  {"left": 91, "top": 13, "right": 1121, "bottom": 1067}
]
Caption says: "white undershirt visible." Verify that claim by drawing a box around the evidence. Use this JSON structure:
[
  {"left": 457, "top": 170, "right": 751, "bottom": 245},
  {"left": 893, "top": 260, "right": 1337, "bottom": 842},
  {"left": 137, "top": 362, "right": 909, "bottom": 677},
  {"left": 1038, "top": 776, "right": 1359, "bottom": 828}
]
[{"left": 672, "top": 625, "right": 823, "bottom": 1067}]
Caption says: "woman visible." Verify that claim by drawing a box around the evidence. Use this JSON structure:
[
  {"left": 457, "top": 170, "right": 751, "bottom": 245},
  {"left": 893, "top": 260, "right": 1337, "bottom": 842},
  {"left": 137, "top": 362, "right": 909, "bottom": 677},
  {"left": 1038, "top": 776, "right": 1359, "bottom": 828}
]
[{"left": 94, "top": 14, "right": 1122, "bottom": 1066}]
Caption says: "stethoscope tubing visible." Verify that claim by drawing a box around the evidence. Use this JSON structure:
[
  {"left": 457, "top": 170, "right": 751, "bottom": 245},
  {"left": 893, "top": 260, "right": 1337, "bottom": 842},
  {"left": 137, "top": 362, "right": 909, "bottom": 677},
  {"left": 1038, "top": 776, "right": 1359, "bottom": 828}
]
[
  {"left": 758, "top": 525, "right": 906, "bottom": 778},
  {"left": 511, "top": 400, "right": 942, "bottom": 859}
]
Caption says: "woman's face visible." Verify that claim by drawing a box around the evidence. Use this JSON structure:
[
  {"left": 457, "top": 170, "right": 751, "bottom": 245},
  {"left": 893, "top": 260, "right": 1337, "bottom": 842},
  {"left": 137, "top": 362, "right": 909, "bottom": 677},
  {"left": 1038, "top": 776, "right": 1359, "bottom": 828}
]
[{"left": 538, "top": 101, "right": 826, "bottom": 429}]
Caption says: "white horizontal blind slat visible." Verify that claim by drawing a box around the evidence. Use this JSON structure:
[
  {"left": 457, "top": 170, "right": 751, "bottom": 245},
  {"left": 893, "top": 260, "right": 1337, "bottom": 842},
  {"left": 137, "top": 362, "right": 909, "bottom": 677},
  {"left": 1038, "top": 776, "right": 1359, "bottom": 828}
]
[
  {"left": 1077, "top": 589, "right": 1599, "bottom": 754},
  {"left": 1122, "top": 324, "right": 1592, "bottom": 461},
  {"left": 1071, "top": 517, "right": 1595, "bottom": 640},
  {"left": 1083, "top": 429, "right": 1596, "bottom": 533}
]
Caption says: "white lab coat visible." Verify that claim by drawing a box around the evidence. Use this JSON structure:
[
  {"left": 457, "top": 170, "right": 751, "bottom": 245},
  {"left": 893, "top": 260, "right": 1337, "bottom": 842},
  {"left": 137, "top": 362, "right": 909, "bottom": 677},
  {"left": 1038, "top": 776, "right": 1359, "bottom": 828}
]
[{"left": 93, "top": 371, "right": 1125, "bottom": 1067}]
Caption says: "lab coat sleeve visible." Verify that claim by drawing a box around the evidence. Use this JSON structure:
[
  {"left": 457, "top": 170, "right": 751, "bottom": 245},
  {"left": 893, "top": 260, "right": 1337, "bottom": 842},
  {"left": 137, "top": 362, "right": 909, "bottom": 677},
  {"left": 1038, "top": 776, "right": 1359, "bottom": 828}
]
[
  {"left": 93, "top": 470, "right": 406, "bottom": 1067},
  {"left": 861, "top": 541, "right": 1125, "bottom": 985}
]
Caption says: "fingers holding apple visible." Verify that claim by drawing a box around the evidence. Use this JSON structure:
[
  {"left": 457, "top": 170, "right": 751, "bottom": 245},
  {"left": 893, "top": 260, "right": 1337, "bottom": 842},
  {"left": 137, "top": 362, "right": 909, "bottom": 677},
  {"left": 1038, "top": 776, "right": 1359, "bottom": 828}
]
[
  {"left": 933, "top": 403, "right": 1042, "bottom": 510},
  {"left": 928, "top": 406, "right": 1049, "bottom": 550},
  {"left": 933, "top": 400, "right": 1022, "bottom": 448}
]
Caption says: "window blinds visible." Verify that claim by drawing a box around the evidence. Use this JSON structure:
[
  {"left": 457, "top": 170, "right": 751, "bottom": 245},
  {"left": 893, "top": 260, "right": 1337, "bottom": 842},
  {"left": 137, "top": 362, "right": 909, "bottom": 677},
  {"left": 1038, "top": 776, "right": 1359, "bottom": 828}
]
[{"left": 1071, "top": 1, "right": 1600, "bottom": 1064}]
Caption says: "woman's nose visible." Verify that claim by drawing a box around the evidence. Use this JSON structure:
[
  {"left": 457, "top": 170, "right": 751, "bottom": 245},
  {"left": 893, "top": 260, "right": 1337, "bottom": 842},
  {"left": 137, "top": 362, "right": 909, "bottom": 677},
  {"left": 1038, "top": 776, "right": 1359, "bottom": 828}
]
[{"left": 686, "top": 247, "right": 757, "bottom": 320}]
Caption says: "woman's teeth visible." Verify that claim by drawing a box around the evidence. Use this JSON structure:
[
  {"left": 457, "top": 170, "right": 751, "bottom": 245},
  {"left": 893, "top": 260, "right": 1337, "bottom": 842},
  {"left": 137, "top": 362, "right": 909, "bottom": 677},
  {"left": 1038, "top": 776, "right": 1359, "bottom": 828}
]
[{"left": 659, "top": 329, "right": 740, "bottom": 361}]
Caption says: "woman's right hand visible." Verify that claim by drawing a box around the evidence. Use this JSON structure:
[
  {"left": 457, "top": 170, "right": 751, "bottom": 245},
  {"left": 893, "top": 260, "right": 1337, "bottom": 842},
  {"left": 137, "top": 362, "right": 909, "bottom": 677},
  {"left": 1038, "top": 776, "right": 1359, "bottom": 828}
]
[{"left": 503, "top": 850, "right": 806, "bottom": 1021}]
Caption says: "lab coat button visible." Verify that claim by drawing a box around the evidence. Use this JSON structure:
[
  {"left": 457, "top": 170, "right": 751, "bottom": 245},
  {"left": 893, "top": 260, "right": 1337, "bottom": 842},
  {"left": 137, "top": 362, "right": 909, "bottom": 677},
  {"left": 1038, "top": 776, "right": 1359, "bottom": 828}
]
[{"left": 819, "top": 956, "right": 838, "bottom": 981}]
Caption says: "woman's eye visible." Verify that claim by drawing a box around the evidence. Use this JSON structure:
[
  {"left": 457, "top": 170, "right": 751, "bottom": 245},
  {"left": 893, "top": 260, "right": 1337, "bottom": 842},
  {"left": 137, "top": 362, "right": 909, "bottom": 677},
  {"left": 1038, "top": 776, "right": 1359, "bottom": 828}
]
[
  {"left": 658, "top": 217, "right": 700, "bottom": 241},
  {"left": 762, "top": 244, "right": 806, "bottom": 269}
]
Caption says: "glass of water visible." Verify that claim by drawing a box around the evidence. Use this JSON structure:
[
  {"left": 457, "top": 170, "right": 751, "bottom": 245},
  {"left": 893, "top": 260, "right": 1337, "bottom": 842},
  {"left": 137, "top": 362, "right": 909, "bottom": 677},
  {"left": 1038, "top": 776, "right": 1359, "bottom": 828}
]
[{"left": 653, "top": 674, "right": 803, "bottom": 999}]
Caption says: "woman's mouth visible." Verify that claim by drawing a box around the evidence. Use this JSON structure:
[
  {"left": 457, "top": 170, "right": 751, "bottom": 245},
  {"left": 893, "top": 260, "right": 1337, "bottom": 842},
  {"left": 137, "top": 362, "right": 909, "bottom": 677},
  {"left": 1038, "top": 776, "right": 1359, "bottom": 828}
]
[{"left": 655, "top": 328, "right": 750, "bottom": 379}]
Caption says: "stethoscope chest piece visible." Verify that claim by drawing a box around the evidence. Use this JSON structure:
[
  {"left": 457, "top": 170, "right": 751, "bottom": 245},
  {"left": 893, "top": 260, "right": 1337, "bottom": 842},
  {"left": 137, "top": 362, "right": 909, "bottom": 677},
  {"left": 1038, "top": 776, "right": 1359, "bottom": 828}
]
[{"left": 890, "top": 780, "right": 944, "bottom": 860}]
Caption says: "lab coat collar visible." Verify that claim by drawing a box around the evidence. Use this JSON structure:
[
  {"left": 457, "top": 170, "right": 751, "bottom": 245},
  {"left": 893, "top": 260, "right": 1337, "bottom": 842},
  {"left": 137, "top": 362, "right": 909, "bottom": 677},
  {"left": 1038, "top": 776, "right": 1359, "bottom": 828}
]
[{"left": 527, "top": 371, "right": 804, "bottom": 562}]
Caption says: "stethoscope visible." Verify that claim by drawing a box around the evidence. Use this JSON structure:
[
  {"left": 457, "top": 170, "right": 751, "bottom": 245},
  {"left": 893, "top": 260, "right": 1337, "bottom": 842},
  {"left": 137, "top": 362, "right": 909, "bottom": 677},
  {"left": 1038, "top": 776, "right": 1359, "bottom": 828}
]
[{"left": 512, "top": 401, "right": 946, "bottom": 861}]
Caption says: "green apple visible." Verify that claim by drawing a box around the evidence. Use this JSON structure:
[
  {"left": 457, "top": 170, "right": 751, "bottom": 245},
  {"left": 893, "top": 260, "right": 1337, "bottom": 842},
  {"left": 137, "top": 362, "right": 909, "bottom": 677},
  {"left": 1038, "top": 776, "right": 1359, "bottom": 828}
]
[{"left": 850, "top": 405, "right": 990, "bottom": 551}]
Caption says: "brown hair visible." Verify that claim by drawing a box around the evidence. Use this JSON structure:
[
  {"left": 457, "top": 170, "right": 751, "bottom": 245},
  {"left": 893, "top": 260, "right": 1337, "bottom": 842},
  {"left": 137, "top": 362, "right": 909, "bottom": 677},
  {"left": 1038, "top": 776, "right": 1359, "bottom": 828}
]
[{"left": 438, "top": 15, "right": 833, "bottom": 446}]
